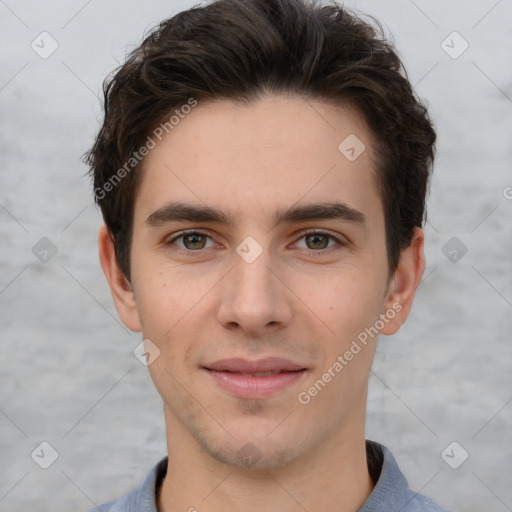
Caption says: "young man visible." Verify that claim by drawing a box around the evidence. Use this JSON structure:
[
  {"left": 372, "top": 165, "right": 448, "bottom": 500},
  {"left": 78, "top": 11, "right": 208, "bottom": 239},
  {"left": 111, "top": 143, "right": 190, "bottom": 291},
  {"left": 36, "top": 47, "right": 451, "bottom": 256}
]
[{"left": 87, "top": 0, "right": 448, "bottom": 510}]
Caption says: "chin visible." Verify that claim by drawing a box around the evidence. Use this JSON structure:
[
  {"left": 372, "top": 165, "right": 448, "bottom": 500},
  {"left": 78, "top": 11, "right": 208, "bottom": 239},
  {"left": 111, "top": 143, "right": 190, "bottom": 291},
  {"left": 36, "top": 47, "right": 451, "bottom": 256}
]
[{"left": 210, "top": 442, "right": 299, "bottom": 470}]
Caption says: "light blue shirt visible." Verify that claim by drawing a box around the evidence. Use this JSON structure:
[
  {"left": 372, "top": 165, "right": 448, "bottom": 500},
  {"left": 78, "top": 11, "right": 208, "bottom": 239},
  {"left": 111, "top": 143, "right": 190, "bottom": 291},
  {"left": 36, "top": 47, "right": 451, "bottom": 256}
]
[{"left": 90, "top": 441, "right": 450, "bottom": 511}]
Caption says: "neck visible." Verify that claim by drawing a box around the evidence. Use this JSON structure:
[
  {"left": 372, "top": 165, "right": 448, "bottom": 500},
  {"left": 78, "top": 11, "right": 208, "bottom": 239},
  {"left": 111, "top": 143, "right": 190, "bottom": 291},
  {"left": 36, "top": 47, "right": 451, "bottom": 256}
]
[{"left": 157, "top": 409, "right": 374, "bottom": 512}]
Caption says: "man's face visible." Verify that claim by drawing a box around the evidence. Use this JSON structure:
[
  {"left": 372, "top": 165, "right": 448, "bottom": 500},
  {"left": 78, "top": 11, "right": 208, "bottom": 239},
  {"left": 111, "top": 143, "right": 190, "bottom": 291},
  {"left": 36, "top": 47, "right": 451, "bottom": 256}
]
[{"left": 124, "top": 95, "right": 400, "bottom": 469}]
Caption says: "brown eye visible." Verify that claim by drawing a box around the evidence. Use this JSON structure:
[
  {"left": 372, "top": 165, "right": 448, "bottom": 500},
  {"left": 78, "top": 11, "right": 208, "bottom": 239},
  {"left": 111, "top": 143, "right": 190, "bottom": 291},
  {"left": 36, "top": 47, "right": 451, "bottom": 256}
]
[
  {"left": 182, "top": 233, "right": 207, "bottom": 250},
  {"left": 304, "top": 233, "right": 330, "bottom": 250},
  {"left": 294, "top": 231, "right": 341, "bottom": 253},
  {"left": 167, "top": 231, "right": 215, "bottom": 252}
]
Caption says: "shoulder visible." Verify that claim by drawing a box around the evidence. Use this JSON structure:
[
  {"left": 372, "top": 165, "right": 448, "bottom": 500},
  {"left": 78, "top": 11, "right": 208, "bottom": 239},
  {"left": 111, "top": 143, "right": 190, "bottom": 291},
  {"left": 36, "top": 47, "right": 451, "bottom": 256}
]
[
  {"left": 88, "top": 493, "right": 132, "bottom": 512},
  {"left": 400, "top": 492, "right": 452, "bottom": 512},
  {"left": 87, "top": 457, "right": 168, "bottom": 512}
]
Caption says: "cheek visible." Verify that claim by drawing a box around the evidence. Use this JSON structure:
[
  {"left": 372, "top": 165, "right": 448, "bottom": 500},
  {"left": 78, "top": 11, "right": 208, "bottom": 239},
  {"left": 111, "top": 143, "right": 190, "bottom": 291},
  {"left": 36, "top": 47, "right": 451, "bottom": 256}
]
[
  {"left": 132, "top": 261, "right": 202, "bottom": 333},
  {"left": 303, "top": 264, "right": 386, "bottom": 339},
  {"left": 131, "top": 263, "right": 216, "bottom": 370},
  {"left": 140, "top": 277, "right": 201, "bottom": 398},
  {"left": 302, "top": 271, "right": 383, "bottom": 404}
]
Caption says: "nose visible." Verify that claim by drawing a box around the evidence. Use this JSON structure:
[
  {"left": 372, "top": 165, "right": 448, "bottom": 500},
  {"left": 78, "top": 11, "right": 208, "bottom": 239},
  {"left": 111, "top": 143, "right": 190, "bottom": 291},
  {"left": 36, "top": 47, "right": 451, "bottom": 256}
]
[{"left": 216, "top": 243, "right": 293, "bottom": 338}]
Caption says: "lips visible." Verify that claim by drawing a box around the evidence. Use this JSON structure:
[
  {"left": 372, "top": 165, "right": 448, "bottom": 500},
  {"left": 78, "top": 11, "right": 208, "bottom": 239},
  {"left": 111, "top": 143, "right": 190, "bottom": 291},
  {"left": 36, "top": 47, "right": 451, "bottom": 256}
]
[
  {"left": 202, "top": 357, "right": 308, "bottom": 398},
  {"left": 203, "top": 357, "right": 306, "bottom": 374}
]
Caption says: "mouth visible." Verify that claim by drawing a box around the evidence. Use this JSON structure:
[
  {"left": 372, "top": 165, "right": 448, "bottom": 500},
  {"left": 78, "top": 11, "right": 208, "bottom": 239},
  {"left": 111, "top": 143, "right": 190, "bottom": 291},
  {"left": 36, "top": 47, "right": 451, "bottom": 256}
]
[
  {"left": 202, "top": 358, "right": 308, "bottom": 398},
  {"left": 212, "top": 370, "right": 299, "bottom": 377}
]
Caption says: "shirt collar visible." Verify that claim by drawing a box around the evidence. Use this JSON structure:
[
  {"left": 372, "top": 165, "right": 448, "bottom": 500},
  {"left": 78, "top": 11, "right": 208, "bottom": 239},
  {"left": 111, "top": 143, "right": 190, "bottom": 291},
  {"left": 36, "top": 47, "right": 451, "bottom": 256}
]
[
  {"left": 359, "top": 441, "right": 412, "bottom": 511},
  {"left": 132, "top": 440, "right": 412, "bottom": 511}
]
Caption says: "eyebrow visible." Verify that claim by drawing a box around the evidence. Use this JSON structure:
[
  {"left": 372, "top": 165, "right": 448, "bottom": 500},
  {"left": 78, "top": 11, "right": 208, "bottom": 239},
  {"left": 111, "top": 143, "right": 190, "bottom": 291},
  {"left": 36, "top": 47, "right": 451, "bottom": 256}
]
[{"left": 145, "top": 201, "right": 368, "bottom": 231}]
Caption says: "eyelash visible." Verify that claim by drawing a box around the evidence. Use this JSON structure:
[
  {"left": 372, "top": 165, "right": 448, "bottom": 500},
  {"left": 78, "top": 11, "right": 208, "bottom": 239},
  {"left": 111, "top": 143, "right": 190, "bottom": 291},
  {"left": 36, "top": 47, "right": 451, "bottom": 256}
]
[{"left": 164, "top": 229, "right": 346, "bottom": 258}]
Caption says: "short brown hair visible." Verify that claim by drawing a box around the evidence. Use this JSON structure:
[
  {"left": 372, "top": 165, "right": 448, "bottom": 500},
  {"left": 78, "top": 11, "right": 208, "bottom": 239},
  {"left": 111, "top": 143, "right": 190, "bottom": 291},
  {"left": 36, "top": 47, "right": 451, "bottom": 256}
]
[{"left": 86, "top": 0, "right": 436, "bottom": 281}]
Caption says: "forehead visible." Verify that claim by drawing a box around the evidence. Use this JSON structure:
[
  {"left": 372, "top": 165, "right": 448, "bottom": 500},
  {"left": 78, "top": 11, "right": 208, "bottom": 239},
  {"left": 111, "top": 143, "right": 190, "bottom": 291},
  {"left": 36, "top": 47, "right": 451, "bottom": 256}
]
[{"left": 135, "top": 94, "right": 382, "bottom": 227}]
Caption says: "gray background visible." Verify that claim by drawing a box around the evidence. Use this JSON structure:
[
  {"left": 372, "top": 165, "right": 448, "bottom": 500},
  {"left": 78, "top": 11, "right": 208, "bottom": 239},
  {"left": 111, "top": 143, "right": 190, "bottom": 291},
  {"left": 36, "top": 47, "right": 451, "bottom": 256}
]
[{"left": 1, "top": 0, "right": 511, "bottom": 511}]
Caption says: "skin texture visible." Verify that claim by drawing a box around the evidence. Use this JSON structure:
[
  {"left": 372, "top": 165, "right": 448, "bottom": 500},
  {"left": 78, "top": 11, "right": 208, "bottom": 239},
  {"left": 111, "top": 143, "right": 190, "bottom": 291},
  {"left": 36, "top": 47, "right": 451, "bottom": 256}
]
[{"left": 99, "top": 93, "right": 425, "bottom": 512}]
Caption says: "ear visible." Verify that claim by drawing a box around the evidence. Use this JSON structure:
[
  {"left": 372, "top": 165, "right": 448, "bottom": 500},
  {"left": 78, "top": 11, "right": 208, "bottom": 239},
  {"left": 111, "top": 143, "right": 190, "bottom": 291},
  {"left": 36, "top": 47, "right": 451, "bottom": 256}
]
[
  {"left": 379, "top": 227, "right": 425, "bottom": 336},
  {"left": 98, "top": 224, "right": 142, "bottom": 332}
]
